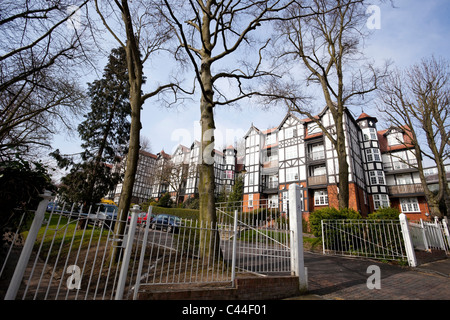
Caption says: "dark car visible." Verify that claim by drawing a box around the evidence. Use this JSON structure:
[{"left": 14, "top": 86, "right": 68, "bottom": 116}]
[
  {"left": 46, "top": 202, "right": 61, "bottom": 212},
  {"left": 151, "top": 214, "right": 181, "bottom": 233},
  {"left": 96, "top": 204, "right": 119, "bottom": 228},
  {"left": 98, "top": 204, "right": 119, "bottom": 219}
]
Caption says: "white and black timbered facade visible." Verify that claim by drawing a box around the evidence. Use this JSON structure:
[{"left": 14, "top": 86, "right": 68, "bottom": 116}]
[{"left": 242, "top": 107, "right": 428, "bottom": 220}]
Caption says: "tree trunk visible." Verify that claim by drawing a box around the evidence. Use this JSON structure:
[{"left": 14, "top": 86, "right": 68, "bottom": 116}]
[
  {"left": 335, "top": 114, "right": 349, "bottom": 209},
  {"left": 110, "top": 0, "right": 143, "bottom": 263},
  {"left": 198, "top": 56, "right": 221, "bottom": 260}
]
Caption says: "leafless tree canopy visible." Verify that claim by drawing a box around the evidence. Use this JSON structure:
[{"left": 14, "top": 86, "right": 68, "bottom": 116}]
[
  {"left": 0, "top": 0, "right": 94, "bottom": 159},
  {"left": 377, "top": 56, "right": 450, "bottom": 217}
]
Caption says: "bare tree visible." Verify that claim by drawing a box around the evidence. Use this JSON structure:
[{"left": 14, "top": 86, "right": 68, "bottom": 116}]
[
  {"left": 159, "top": 161, "right": 188, "bottom": 206},
  {"left": 266, "top": 0, "right": 389, "bottom": 208},
  {"left": 378, "top": 56, "right": 450, "bottom": 218},
  {"left": 0, "top": 0, "right": 93, "bottom": 159},
  {"left": 160, "top": 1, "right": 296, "bottom": 258},
  {"left": 93, "top": 0, "right": 190, "bottom": 261},
  {"left": 140, "top": 135, "right": 153, "bottom": 153}
]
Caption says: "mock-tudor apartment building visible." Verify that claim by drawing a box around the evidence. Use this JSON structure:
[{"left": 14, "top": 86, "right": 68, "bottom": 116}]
[
  {"left": 108, "top": 107, "right": 448, "bottom": 220},
  {"left": 242, "top": 106, "right": 444, "bottom": 221},
  {"left": 108, "top": 142, "right": 240, "bottom": 205}
]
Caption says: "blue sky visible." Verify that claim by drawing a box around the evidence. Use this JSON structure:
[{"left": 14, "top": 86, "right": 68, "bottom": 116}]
[{"left": 52, "top": 0, "right": 450, "bottom": 161}]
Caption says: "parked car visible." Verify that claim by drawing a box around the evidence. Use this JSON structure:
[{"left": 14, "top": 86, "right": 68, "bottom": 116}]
[
  {"left": 151, "top": 214, "right": 181, "bottom": 233},
  {"left": 95, "top": 203, "right": 119, "bottom": 228},
  {"left": 97, "top": 203, "right": 119, "bottom": 219},
  {"left": 46, "top": 202, "right": 61, "bottom": 212},
  {"left": 128, "top": 212, "right": 156, "bottom": 225}
]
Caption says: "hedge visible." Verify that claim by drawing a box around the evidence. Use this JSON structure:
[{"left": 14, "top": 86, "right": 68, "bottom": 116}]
[
  {"left": 309, "top": 207, "right": 362, "bottom": 237},
  {"left": 150, "top": 206, "right": 200, "bottom": 220}
]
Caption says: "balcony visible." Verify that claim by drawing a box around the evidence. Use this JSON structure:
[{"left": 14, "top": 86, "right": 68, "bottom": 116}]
[
  {"left": 307, "top": 150, "right": 325, "bottom": 162},
  {"left": 383, "top": 161, "right": 417, "bottom": 173},
  {"left": 308, "top": 175, "right": 327, "bottom": 186},
  {"left": 262, "top": 181, "right": 279, "bottom": 194},
  {"left": 388, "top": 184, "right": 424, "bottom": 196}
]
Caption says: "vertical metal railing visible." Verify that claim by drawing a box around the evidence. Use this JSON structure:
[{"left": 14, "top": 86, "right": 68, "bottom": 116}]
[
  {"left": 2, "top": 194, "right": 139, "bottom": 300},
  {"left": 321, "top": 218, "right": 408, "bottom": 263}
]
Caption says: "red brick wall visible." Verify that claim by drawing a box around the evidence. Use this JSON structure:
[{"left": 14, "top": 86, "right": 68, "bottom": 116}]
[
  {"left": 389, "top": 196, "right": 431, "bottom": 221},
  {"left": 137, "top": 276, "right": 301, "bottom": 300}
]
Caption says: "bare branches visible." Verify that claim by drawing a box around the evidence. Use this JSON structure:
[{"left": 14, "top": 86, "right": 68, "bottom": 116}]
[
  {"left": 161, "top": 0, "right": 298, "bottom": 107},
  {"left": 377, "top": 56, "right": 450, "bottom": 217},
  {"left": 0, "top": 0, "right": 93, "bottom": 158}
]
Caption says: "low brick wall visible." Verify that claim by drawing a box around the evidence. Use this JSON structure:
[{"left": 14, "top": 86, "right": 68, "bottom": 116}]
[{"left": 137, "top": 276, "right": 301, "bottom": 300}]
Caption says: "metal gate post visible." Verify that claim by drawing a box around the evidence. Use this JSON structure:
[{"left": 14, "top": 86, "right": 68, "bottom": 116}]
[
  {"left": 115, "top": 205, "right": 139, "bottom": 300},
  {"left": 231, "top": 209, "right": 238, "bottom": 284},
  {"left": 399, "top": 213, "right": 417, "bottom": 267},
  {"left": 133, "top": 206, "right": 152, "bottom": 300},
  {"left": 4, "top": 190, "right": 52, "bottom": 300},
  {"left": 288, "top": 184, "right": 308, "bottom": 293}
]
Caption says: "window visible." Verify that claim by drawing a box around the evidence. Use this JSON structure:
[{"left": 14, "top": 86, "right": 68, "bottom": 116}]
[
  {"left": 366, "top": 148, "right": 381, "bottom": 162},
  {"left": 223, "top": 170, "right": 234, "bottom": 180},
  {"left": 248, "top": 194, "right": 253, "bottom": 208},
  {"left": 311, "top": 164, "right": 326, "bottom": 176},
  {"left": 363, "top": 128, "right": 377, "bottom": 141},
  {"left": 400, "top": 197, "right": 420, "bottom": 212},
  {"left": 265, "top": 133, "right": 276, "bottom": 146},
  {"left": 387, "top": 132, "right": 404, "bottom": 146},
  {"left": 397, "top": 174, "right": 412, "bottom": 185},
  {"left": 373, "top": 194, "right": 389, "bottom": 210},
  {"left": 314, "top": 190, "right": 329, "bottom": 206},
  {"left": 308, "top": 143, "right": 325, "bottom": 160},
  {"left": 307, "top": 122, "right": 321, "bottom": 135},
  {"left": 285, "top": 146, "right": 298, "bottom": 159},
  {"left": 369, "top": 171, "right": 385, "bottom": 185},
  {"left": 285, "top": 127, "right": 296, "bottom": 139},
  {"left": 286, "top": 167, "right": 299, "bottom": 181}
]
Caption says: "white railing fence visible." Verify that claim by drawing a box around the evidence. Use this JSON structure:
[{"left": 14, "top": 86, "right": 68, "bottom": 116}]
[
  {"left": 321, "top": 219, "right": 407, "bottom": 261},
  {"left": 2, "top": 185, "right": 307, "bottom": 300},
  {"left": 1, "top": 192, "right": 137, "bottom": 300},
  {"left": 408, "top": 217, "right": 450, "bottom": 254},
  {"left": 321, "top": 214, "right": 450, "bottom": 268}
]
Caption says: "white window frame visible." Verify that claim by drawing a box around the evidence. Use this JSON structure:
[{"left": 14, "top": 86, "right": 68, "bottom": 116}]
[
  {"left": 286, "top": 167, "right": 299, "bottom": 181},
  {"left": 373, "top": 194, "right": 389, "bottom": 210},
  {"left": 314, "top": 190, "right": 329, "bottom": 206},
  {"left": 366, "top": 148, "right": 381, "bottom": 162},
  {"left": 369, "top": 171, "right": 385, "bottom": 185},
  {"left": 248, "top": 194, "right": 253, "bottom": 208},
  {"left": 387, "top": 132, "right": 404, "bottom": 146},
  {"left": 285, "top": 127, "right": 295, "bottom": 139},
  {"left": 285, "top": 145, "right": 298, "bottom": 160},
  {"left": 400, "top": 197, "right": 420, "bottom": 213}
]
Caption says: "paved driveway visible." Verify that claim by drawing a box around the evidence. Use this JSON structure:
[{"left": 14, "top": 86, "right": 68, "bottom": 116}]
[{"left": 298, "top": 252, "right": 450, "bottom": 300}]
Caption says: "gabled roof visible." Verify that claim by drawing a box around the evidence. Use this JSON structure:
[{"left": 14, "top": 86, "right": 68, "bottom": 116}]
[
  {"left": 377, "top": 125, "right": 415, "bottom": 153},
  {"left": 139, "top": 150, "right": 157, "bottom": 159},
  {"left": 277, "top": 112, "right": 302, "bottom": 130},
  {"left": 243, "top": 124, "right": 261, "bottom": 138},
  {"left": 356, "top": 112, "right": 377, "bottom": 122},
  {"left": 173, "top": 144, "right": 190, "bottom": 155},
  {"left": 157, "top": 149, "right": 171, "bottom": 160}
]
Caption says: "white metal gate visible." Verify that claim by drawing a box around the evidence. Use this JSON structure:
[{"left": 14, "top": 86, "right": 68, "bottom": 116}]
[
  {"left": 408, "top": 218, "right": 450, "bottom": 254},
  {"left": 3, "top": 185, "right": 307, "bottom": 300},
  {"left": 1, "top": 192, "right": 138, "bottom": 300},
  {"left": 321, "top": 219, "right": 408, "bottom": 262}
]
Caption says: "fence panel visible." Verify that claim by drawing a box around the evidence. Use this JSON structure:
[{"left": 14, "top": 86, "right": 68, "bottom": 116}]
[
  {"left": 321, "top": 219, "right": 407, "bottom": 262},
  {"left": 1, "top": 200, "right": 138, "bottom": 300},
  {"left": 216, "top": 200, "right": 292, "bottom": 275},
  {"left": 133, "top": 218, "right": 233, "bottom": 289}
]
